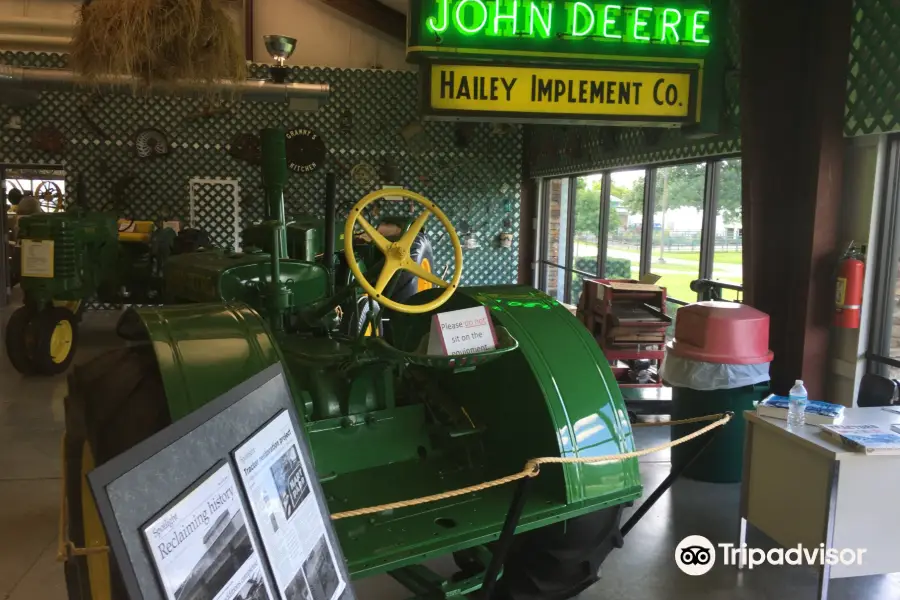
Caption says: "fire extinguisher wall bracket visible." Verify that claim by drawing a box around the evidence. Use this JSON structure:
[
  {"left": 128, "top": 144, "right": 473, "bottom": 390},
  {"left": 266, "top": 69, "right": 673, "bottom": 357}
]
[{"left": 835, "top": 243, "right": 865, "bottom": 329}]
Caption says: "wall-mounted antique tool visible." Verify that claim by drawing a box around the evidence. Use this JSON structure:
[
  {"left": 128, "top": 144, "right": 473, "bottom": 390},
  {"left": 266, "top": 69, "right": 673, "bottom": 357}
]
[
  {"left": 31, "top": 127, "right": 65, "bottom": 154},
  {"left": 229, "top": 132, "right": 261, "bottom": 164},
  {"left": 135, "top": 128, "right": 169, "bottom": 158}
]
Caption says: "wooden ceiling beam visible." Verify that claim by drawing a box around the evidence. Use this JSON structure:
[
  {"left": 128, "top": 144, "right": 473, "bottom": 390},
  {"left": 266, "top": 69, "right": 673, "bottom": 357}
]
[{"left": 317, "top": 0, "right": 406, "bottom": 42}]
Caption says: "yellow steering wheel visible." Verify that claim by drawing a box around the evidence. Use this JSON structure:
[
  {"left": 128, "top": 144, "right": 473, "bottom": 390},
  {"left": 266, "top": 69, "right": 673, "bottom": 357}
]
[{"left": 343, "top": 189, "right": 463, "bottom": 314}]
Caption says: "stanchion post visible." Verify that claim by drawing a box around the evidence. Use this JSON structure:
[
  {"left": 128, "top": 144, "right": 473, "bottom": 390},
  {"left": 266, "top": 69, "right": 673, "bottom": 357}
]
[
  {"left": 478, "top": 475, "right": 535, "bottom": 599},
  {"left": 621, "top": 412, "right": 734, "bottom": 537}
]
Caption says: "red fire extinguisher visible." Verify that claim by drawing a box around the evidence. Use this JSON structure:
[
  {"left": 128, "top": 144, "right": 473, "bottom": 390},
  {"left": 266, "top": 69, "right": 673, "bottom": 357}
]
[{"left": 835, "top": 243, "right": 865, "bottom": 329}]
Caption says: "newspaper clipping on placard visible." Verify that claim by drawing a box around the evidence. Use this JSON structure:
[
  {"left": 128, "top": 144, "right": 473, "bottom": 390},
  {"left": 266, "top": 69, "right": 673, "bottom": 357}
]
[
  {"left": 234, "top": 411, "right": 347, "bottom": 600},
  {"left": 142, "top": 462, "right": 274, "bottom": 600}
]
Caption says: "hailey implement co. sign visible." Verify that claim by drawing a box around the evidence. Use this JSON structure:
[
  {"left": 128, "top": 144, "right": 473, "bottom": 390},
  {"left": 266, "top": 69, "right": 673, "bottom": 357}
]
[
  {"left": 410, "top": 0, "right": 723, "bottom": 128},
  {"left": 428, "top": 64, "right": 694, "bottom": 122}
]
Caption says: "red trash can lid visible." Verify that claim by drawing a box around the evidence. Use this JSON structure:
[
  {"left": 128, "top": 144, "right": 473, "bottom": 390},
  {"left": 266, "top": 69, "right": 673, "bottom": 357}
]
[{"left": 669, "top": 301, "right": 774, "bottom": 365}]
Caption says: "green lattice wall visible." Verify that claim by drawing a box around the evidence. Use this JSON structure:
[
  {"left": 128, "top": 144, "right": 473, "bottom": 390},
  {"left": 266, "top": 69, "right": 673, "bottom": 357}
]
[
  {"left": 528, "top": 0, "right": 900, "bottom": 177},
  {"left": 845, "top": 0, "right": 900, "bottom": 135},
  {"left": 0, "top": 52, "right": 523, "bottom": 288}
]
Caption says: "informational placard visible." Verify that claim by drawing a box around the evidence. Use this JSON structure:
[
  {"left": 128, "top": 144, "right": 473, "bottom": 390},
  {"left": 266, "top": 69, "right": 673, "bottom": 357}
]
[
  {"left": 20, "top": 239, "right": 54, "bottom": 278},
  {"left": 142, "top": 462, "right": 274, "bottom": 600},
  {"left": 425, "top": 63, "right": 696, "bottom": 124},
  {"left": 234, "top": 411, "right": 347, "bottom": 600},
  {"left": 427, "top": 305, "right": 498, "bottom": 355},
  {"left": 87, "top": 364, "right": 356, "bottom": 600}
]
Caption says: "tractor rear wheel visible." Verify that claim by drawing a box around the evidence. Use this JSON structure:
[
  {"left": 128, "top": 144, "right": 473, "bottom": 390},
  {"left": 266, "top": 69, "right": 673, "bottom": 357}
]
[
  {"left": 31, "top": 306, "right": 79, "bottom": 375},
  {"left": 5, "top": 305, "right": 36, "bottom": 374},
  {"left": 63, "top": 345, "right": 172, "bottom": 600},
  {"left": 494, "top": 506, "right": 625, "bottom": 600}
]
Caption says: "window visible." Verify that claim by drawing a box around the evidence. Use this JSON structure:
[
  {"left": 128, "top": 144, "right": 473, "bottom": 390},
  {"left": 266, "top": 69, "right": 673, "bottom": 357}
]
[
  {"left": 4, "top": 174, "right": 66, "bottom": 212},
  {"left": 650, "top": 163, "right": 706, "bottom": 303},
  {"left": 534, "top": 158, "right": 742, "bottom": 309},
  {"left": 711, "top": 159, "right": 743, "bottom": 300},
  {"left": 608, "top": 170, "right": 645, "bottom": 279},
  {"left": 570, "top": 175, "right": 602, "bottom": 303},
  {"left": 868, "top": 139, "right": 900, "bottom": 378}
]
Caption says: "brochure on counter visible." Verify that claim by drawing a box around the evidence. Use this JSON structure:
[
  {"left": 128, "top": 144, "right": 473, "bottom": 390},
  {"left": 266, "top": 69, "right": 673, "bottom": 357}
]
[
  {"left": 234, "top": 410, "right": 347, "bottom": 600},
  {"left": 142, "top": 462, "right": 274, "bottom": 600},
  {"left": 820, "top": 424, "right": 900, "bottom": 455}
]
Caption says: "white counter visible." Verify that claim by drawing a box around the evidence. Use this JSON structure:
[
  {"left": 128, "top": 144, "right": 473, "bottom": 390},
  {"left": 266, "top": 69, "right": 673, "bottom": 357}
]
[{"left": 740, "top": 407, "right": 900, "bottom": 599}]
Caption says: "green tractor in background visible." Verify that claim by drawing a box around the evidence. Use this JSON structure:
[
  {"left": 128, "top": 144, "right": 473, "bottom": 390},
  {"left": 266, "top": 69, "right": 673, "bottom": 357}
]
[
  {"left": 61, "top": 129, "right": 642, "bottom": 600},
  {"left": 4, "top": 212, "right": 187, "bottom": 375},
  {"left": 5, "top": 176, "right": 436, "bottom": 376}
]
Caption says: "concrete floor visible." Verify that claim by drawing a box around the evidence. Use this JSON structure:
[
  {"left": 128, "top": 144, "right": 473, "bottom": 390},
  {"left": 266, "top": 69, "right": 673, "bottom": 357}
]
[{"left": 1, "top": 302, "right": 899, "bottom": 600}]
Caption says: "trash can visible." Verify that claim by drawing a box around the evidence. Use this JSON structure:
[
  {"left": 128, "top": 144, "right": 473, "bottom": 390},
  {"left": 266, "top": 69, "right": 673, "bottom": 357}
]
[{"left": 661, "top": 301, "right": 774, "bottom": 483}]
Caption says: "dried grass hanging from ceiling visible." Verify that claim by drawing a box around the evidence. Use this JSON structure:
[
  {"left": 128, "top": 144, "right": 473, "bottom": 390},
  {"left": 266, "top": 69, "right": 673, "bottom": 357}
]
[{"left": 70, "top": 0, "right": 247, "bottom": 85}]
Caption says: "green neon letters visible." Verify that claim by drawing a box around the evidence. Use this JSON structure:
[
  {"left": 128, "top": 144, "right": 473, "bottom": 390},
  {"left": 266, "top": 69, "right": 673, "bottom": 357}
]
[
  {"left": 455, "top": 0, "right": 488, "bottom": 34},
  {"left": 602, "top": 5, "right": 622, "bottom": 39},
  {"left": 423, "top": 1, "right": 712, "bottom": 46},
  {"left": 494, "top": 0, "right": 518, "bottom": 34},
  {"left": 571, "top": 2, "right": 595, "bottom": 37},
  {"left": 661, "top": 7, "right": 681, "bottom": 42},
  {"left": 529, "top": 1, "right": 553, "bottom": 36},
  {"left": 632, "top": 6, "right": 652, "bottom": 40},
  {"left": 691, "top": 9, "right": 710, "bottom": 43}
]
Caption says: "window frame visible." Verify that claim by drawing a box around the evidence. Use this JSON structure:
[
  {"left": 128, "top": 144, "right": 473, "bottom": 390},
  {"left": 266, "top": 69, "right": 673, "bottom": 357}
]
[{"left": 867, "top": 136, "right": 900, "bottom": 375}]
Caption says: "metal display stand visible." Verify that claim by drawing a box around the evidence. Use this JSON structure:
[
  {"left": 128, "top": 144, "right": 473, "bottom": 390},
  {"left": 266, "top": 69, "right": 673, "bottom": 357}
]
[{"left": 87, "top": 363, "right": 355, "bottom": 600}]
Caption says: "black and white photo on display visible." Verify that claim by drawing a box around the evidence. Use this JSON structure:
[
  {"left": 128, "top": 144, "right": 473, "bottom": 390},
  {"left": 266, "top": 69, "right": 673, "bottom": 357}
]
[
  {"left": 301, "top": 536, "right": 340, "bottom": 600},
  {"left": 234, "top": 565, "right": 270, "bottom": 600},
  {"left": 269, "top": 444, "right": 309, "bottom": 520},
  {"left": 171, "top": 510, "right": 253, "bottom": 600},
  {"left": 234, "top": 410, "right": 348, "bottom": 600},
  {"left": 142, "top": 463, "right": 273, "bottom": 600},
  {"left": 282, "top": 568, "right": 312, "bottom": 600}
]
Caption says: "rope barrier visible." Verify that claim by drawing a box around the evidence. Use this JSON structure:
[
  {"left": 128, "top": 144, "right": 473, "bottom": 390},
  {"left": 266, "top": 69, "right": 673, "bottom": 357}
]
[
  {"left": 57, "top": 413, "right": 732, "bottom": 554},
  {"left": 329, "top": 412, "right": 732, "bottom": 520}
]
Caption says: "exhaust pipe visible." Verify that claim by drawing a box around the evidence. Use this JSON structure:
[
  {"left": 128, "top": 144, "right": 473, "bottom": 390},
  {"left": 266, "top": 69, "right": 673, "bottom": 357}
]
[
  {"left": 324, "top": 172, "right": 336, "bottom": 295},
  {"left": 0, "top": 65, "right": 330, "bottom": 110}
]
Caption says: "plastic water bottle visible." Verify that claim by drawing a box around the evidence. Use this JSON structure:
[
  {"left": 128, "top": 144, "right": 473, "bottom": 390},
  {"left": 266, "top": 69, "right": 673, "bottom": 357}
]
[{"left": 788, "top": 380, "right": 809, "bottom": 430}]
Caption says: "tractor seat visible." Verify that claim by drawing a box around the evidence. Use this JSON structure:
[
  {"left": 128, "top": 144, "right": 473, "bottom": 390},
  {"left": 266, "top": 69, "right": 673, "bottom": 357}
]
[
  {"left": 118, "top": 231, "right": 152, "bottom": 243},
  {"left": 117, "top": 219, "right": 155, "bottom": 243},
  {"left": 366, "top": 326, "right": 519, "bottom": 371}
]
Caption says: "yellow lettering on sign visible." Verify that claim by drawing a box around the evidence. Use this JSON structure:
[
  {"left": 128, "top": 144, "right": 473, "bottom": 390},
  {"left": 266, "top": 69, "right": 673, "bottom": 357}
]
[{"left": 430, "top": 64, "right": 692, "bottom": 119}]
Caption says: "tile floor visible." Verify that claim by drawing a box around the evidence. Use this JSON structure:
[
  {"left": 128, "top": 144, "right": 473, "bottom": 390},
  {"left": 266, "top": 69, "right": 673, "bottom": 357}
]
[{"left": 1, "top": 301, "right": 899, "bottom": 600}]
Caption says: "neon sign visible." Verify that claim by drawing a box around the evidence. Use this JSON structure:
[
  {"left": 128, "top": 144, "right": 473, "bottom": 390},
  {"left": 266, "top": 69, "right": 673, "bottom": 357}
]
[{"left": 423, "top": 1, "right": 710, "bottom": 46}]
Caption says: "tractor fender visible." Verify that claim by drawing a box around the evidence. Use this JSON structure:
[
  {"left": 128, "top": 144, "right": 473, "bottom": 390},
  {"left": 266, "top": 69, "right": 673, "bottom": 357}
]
[
  {"left": 135, "top": 302, "right": 282, "bottom": 420},
  {"left": 389, "top": 286, "right": 642, "bottom": 506}
]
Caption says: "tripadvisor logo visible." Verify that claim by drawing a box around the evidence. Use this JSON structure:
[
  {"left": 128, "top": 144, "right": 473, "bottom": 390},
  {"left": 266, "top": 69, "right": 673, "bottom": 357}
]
[
  {"left": 675, "top": 536, "right": 715, "bottom": 576},
  {"left": 675, "top": 536, "right": 867, "bottom": 575}
]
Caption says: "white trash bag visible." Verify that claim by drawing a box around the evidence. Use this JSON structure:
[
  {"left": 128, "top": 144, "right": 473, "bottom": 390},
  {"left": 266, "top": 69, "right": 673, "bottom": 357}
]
[{"left": 660, "top": 352, "right": 770, "bottom": 391}]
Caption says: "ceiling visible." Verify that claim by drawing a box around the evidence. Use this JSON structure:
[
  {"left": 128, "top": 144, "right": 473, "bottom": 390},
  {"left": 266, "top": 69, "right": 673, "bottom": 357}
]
[{"left": 376, "top": 0, "right": 407, "bottom": 15}]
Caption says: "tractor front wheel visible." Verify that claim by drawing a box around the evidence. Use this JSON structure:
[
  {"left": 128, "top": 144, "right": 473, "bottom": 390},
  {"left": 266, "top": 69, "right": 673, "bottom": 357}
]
[
  {"left": 32, "top": 307, "right": 79, "bottom": 375},
  {"left": 5, "top": 305, "right": 37, "bottom": 374}
]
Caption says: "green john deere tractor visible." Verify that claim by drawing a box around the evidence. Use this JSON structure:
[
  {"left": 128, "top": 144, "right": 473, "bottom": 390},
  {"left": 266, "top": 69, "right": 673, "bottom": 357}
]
[
  {"left": 5, "top": 177, "right": 435, "bottom": 376},
  {"left": 4, "top": 210, "right": 205, "bottom": 375},
  {"left": 61, "top": 128, "right": 642, "bottom": 600}
]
